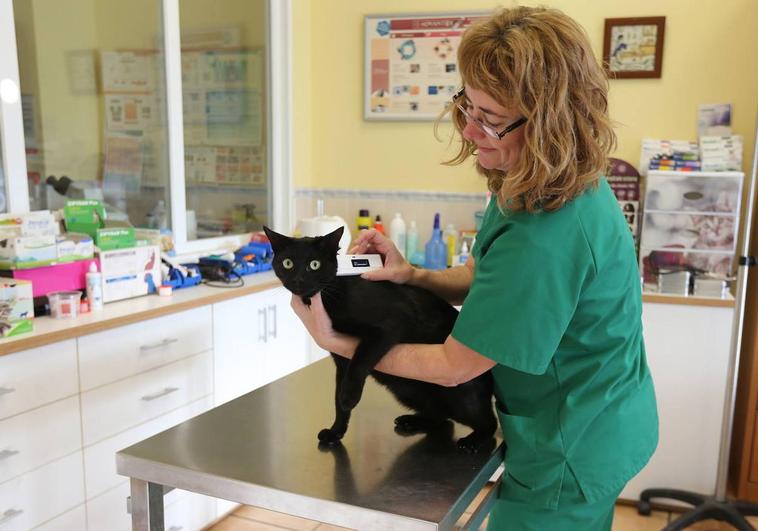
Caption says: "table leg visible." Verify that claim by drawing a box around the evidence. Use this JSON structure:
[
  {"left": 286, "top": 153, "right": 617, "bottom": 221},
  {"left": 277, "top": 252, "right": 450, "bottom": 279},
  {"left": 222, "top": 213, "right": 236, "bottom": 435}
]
[
  {"left": 458, "top": 476, "right": 501, "bottom": 530},
  {"left": 129, "top": 478, "right": 166, "bottom": 531}
]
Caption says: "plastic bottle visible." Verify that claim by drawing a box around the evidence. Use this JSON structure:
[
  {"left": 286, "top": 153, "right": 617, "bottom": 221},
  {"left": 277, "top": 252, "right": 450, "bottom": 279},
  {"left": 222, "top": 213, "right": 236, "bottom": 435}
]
[
  {"left": 356, "top": 209, "right": 372, "bottom": 232},
  {"left": 456, "top": 241, "right": 470, "bottom": 265},
  {"left": 406, "top": 220, "right": 419, "bottom": 263},
  {"left": 424, "top": 213, "right": 447, "bottom": 270},
  {"left": 389, "top": 213, "right": 407, "bottom": 258},
  {"left": 373, "top": 215, "right": 385, "bottom": 235},
  {"left": 86, "top": 262, "right": 104, "bottom": 311},
  {"left": 443, "top": 223, "right": 458, "bottom": 267}
]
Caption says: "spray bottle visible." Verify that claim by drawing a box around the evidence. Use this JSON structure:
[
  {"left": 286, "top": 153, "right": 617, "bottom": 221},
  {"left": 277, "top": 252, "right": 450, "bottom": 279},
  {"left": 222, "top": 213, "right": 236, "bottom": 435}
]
[{"left": 424, "top": 213, "right": 447, "bottom": 270}]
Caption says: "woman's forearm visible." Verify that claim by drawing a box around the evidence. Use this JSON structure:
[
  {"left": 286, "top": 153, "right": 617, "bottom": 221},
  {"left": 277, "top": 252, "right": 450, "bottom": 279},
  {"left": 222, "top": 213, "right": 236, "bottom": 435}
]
[{"left": 408, "top": 261, "right": 473, "bottom": 305}]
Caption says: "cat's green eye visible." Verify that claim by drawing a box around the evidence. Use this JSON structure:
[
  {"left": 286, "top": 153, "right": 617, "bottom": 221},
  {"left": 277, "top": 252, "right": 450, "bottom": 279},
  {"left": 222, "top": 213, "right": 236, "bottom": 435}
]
[
  {"left": 282, "top": 258, "right": 294, "bottom": 269},
  {"left": 309, "top": 260, "right": 321, "bottom": 270}
]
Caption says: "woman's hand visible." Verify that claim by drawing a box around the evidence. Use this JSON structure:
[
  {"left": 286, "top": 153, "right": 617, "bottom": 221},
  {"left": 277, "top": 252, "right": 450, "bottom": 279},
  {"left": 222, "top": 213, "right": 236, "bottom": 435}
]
[
  {"left": 290, "top": 293, "right": 357, "bottom": 358},
  {"left": 349, "top": 229, "right": 415, "bottom": 284}
]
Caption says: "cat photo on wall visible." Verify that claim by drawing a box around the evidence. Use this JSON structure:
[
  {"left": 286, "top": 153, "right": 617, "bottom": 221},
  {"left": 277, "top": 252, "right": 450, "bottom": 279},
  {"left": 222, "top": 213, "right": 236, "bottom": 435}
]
[{"left": 264, "top": 225, "right": 496, "bottom": 453}]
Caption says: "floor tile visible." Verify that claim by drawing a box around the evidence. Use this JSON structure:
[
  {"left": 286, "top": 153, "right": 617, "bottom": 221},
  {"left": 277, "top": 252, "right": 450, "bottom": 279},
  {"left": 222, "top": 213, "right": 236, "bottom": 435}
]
[
  {"left": 612, "top": 504, "right": 669, "bottom": 531},
  {"left": 209, "top": 514, "right": 290, "bottom": 531},
  {"left": 235, "top": 505, "right": 319, "bottom": 530},
  {"left": 313, "top": 524, "right": 355, "bottom": 531}
]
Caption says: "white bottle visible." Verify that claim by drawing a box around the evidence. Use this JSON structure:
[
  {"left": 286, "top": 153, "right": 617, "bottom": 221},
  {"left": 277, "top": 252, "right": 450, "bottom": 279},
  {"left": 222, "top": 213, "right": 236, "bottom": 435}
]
[
  {"left": 389, "top": 213, "right": 407, "bottom": 258},
  {"left": 457, "top": 241, "right": 470, "bottom": 264},
  {"left": 406, "top": 220, "right": 419, "bottom": 263},
  {"left": 86, "top": 262, "right": 104, "bottom": 311}
]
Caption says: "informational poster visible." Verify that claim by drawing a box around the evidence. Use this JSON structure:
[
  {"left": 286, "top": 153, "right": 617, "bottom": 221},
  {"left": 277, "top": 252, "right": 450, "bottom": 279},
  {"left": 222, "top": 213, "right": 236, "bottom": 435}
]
[{"left": 364, "top": 13, "right": 487, "bottom": 121}]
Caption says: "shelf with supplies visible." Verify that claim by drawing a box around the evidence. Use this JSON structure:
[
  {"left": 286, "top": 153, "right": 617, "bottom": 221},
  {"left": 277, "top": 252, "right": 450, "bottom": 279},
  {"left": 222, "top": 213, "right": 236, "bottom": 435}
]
[{"left": 639, "top": 170, "right": 744, "bottom": 299}]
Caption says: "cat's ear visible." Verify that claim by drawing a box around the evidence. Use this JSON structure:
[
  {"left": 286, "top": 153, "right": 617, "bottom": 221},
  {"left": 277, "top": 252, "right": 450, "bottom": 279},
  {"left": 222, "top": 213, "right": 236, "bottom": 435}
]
[
  {"left": 263, "top": 226, "right": 292, "bottom": 254},
  {"left": 320, "top": 226, "right": 344, "bottom": 252}
]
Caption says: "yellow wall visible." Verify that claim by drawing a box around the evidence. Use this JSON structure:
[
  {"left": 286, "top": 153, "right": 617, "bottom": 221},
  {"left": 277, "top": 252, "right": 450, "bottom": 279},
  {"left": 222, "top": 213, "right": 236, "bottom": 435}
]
[{"left": 293, "top": 0, "right": 758, "bottom": 193}]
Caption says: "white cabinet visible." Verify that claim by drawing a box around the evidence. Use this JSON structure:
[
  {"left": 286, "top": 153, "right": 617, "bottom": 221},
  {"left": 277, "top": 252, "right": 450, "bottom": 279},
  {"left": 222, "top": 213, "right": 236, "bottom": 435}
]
[
  {"left": 620, "top": 302, "right": 733, "bottom": 502},
  {"left": 0, "top": 340, "right": 78, "bottom": 419},
  {"left": 213, "top": 286, "right": 309, "bottom": 405},
  {"left": 0, "top": 282, "right": 314, "bottom": 530}
]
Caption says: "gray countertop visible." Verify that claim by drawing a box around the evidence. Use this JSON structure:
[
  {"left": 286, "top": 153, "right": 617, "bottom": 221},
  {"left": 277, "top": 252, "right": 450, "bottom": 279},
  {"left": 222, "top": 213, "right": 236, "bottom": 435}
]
[{"left": 117, "top": 358, "right": 504, "bottom": 530}]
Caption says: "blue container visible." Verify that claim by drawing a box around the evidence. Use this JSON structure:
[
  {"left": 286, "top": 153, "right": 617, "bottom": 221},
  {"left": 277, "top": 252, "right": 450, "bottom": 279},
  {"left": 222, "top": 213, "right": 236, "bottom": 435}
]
[{"left": 424, "top": 213, "right": 447, "bottom": 270}]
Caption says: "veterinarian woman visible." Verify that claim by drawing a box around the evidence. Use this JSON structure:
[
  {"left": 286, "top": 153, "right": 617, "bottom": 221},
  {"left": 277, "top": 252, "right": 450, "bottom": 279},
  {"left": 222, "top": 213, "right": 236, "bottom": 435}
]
[{"left": 291, "top": 6, "right": 658, "bottom": 530}]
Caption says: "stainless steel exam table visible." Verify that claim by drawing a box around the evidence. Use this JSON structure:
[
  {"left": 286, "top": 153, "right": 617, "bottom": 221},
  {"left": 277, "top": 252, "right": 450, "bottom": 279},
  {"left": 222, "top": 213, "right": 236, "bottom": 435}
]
[{"left": 117, "top": 358, "right": 504, "bottom": 530}]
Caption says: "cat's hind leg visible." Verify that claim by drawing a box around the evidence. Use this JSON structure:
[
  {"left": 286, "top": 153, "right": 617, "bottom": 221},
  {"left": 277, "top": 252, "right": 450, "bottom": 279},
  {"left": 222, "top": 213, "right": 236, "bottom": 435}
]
[{"left": 318, "top": 354, "right": 352, "bottom": 446}]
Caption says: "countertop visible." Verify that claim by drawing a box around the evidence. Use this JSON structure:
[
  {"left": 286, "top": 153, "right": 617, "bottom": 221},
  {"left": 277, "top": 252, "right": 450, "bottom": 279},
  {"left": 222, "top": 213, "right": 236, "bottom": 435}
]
[
  {"left": 0, "top": 271, "right": 281, "bottom": 356},
  {"left": 0, "top": 269, "right": 734, "bottom": 357}
]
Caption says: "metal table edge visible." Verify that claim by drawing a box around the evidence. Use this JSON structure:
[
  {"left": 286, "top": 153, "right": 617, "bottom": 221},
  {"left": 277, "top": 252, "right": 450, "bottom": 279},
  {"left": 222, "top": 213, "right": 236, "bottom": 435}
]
[{"left": 117, "top": 451, "right": 453, "bottom": 530}]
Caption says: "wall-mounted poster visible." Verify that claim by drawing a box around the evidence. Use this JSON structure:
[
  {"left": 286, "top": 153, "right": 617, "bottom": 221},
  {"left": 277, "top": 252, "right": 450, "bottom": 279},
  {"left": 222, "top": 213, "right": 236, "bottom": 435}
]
[{"left": 364, "top": 12, "right": 488, "bottom": 121}]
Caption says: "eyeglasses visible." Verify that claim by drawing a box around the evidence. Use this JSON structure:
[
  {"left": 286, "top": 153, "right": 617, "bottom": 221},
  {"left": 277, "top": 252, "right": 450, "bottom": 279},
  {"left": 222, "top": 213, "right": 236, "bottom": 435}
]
[{"left": 452, "top": 88, "right": 527, "bottom": 140}]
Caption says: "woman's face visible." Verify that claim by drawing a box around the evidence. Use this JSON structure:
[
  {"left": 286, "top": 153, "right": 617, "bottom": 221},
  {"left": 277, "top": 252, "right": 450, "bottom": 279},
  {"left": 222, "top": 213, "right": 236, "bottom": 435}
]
[{"left": 460, "top": 86, "right": 526, "bottom": 173}]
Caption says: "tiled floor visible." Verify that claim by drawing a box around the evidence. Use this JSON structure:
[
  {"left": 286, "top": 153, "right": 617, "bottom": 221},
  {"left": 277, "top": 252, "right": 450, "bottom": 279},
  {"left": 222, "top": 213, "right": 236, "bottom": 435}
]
[{"left": 209, "top": 487, "right": 758, "bottom": 530}]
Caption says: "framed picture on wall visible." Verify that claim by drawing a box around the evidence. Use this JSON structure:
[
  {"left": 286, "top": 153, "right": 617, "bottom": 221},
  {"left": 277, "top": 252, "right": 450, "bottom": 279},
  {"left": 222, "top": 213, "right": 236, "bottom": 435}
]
[
  {"left": 603, "top": 17, "right": 665, "bottom": 79},
  {"left": 364, "top": 12, "right": 488, "bottom": 121}
]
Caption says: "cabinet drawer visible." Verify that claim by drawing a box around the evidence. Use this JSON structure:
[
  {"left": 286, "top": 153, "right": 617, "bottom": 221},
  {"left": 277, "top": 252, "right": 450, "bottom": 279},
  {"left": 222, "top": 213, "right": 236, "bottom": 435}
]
[
  {"left": 165, "top": 490, "right": 217, "bottom": 531},
  {"left": 78, "top": 306, "right": 212, "bottom": 391},
  {"left": 0, "top": 340, "right": 78, "bottom": 420},
  {"left": 81, "top": 351, "right": 213, "bottom": 445},
  {"left": 84, "top": 395, "right": 213, "bottom": 499},
  {"left": 0, "top": 396, "right": 81, "bottom": 483},
  {"left": 0, "top": 451, "right": 85, "bottom": 531},
  {"left": 86, "top": 482, "right": 131, "bottom": 531},
  {"left": 35, "top": 505, "right": 86, "bottom": 531}
]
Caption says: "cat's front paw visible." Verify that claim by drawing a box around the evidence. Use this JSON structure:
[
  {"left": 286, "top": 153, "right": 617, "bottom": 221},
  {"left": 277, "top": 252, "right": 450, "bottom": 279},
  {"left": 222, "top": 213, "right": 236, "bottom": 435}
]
[
  {"left": 338, "top": 381, "right": 364, "bottom": 411},
  {"left": 456, "top": 433, "right": 496, "bottom": 454},
  {"left": 317, "top": 428, "right": 343, "bottom": 446}
]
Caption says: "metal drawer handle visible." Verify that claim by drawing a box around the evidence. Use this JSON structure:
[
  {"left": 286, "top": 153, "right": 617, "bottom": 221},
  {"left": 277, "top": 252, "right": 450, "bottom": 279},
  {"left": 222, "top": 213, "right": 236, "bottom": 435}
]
[
  {"left": 0, "top": 387, "right": 15, "bottom": 397},
  {"left": 0, "top": 449, "right": 19, "bottom": 461},
  {"left": 268, "top": 305, "right": 277, "bottom": 339},
  {"left": 168, "top": 526, "right": 183, "bottom": 531},
  {"left": 140, "top": 338, "right": 179, "bottom": 352},
  {"left": 0, "top": 508, "right": 24, "bottom": 525},
  {"left": 141, "top": 387, "right": 179, "bottom": 402}
]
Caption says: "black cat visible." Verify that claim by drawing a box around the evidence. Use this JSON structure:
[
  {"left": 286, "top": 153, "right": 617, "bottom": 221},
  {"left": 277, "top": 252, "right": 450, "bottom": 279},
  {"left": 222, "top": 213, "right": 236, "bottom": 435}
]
[{"left": 263, "top": 226, "right": 497, "bottom": 452}]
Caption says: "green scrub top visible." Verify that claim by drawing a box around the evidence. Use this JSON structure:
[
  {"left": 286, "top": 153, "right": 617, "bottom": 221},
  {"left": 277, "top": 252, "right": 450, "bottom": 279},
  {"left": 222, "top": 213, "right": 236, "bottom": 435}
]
[{"left": 452, "top": 179, "right": 658, "bottom": 510}]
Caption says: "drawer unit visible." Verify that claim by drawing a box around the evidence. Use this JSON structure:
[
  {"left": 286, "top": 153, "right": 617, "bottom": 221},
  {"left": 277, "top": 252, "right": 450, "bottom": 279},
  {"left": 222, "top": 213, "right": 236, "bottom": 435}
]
[
  {"left": 0, "top": 340, "right": 78, "bottom": 420},
  {"left": 0, "top": 396, "right": 81, "bottom": 483},
  {"left": 80, "top": 351, "right": 213, "bottom": 445},
  {"left": 84, "top": 395, "right": 213, "bottom": 499},
  {"left": 0, "top": 451, "right": 85, "bottom": 531},
  {"left": 78, "top": 306, "right": 212, "bottom": 391},
  {"left": 86, "top": 482, "right": 131, "bottom": 531}
]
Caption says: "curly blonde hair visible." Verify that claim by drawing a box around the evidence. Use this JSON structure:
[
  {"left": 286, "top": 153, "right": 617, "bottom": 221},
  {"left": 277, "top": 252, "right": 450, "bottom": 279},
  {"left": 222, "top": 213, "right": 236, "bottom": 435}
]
[{"left": 442, "top": 6, "right": 616, "bottom": 212}]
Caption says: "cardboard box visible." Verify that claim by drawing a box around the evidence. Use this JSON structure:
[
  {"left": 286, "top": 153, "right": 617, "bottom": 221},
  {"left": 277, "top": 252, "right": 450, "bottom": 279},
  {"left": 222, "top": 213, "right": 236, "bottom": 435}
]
[
  {"left": 0, "top": 210, "right": 58, "bottom": 238},
  {"left": 64, "top": 200, "right": 106, "bottom": 238},
  {"left": 98, "top": 245, "right": 161, "bottom": 303},
  {"left": 96, "top": 226, "right": 135, "bottom": 251},
  {"left": 0, "top": 278, "right": 34, "bottom": 320},
  {"left": 0, "top": 235, "right": 58, "bottom": 269},
  {"left": 56, "top": 233, "right": 95, "bottom": 262}
]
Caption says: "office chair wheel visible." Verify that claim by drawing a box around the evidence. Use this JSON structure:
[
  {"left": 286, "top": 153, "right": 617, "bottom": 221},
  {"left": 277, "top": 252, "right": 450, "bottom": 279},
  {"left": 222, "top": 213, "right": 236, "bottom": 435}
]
[{"left": 637, "top": 499, "right": 652, "bottom": 516}]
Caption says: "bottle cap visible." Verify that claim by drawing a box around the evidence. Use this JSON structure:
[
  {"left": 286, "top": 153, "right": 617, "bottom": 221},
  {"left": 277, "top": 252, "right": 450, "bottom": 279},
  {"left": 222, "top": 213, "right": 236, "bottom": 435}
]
[
  {"left": 433, "top": 213, "right": 440, "bottom": 230},
  {"left": 375, "top": 215, "right": 382, "bottom": 222},
  {"left": 89, "top": 262, "right": 98, "bottom": 273},
  {"left": 359, "top": 209, "right": 369, "bottom": 216}
]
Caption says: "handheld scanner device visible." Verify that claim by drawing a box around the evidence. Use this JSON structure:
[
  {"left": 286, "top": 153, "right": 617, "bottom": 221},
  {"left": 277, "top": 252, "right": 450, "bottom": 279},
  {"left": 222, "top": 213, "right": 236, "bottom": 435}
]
[{"left": 336, "top": 254, "right": 383, "bottom": 276}]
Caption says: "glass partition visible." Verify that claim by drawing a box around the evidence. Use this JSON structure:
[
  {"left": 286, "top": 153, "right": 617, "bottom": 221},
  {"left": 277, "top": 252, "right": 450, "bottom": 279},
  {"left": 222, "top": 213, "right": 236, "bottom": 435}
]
[
  {"left": 180, "top": 0, "right": 268, "bottom": 239},
  {"left": 13, "top": 0, "right": 171, "bottom": 228}
]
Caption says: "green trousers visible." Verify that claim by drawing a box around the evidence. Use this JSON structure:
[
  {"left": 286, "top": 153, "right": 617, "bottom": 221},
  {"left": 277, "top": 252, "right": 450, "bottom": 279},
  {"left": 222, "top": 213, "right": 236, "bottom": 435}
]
[{"left": 486, "top": 470, "right": 620, "bottom": 531}]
